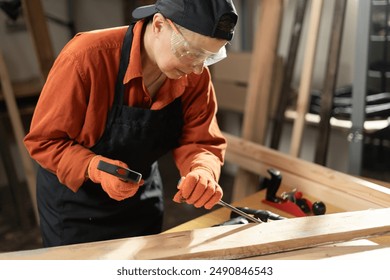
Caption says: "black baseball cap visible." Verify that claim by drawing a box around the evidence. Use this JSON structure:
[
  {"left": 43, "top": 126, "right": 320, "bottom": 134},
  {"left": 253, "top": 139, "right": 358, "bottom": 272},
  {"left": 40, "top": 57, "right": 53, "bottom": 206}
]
[{"left": 132, "top": 0, "right": 238, "bottom": 41}]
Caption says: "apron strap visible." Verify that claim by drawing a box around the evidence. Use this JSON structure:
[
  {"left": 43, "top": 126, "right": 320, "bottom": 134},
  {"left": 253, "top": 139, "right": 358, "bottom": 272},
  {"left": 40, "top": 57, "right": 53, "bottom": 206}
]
[{"left": 107, "top": 24, "right": 134, "bottom": 127}]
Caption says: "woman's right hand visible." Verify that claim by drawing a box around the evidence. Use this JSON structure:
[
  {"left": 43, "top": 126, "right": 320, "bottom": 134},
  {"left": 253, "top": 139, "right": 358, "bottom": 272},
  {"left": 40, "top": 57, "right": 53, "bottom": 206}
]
[{"left": 87, "top": 155, "right": 144, "bottom": 201}]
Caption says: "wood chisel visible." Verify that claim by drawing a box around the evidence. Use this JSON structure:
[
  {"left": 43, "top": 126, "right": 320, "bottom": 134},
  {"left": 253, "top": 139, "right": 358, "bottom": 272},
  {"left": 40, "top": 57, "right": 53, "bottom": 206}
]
[
  {"left": 97, "top": 160, "right": 142, "bottom": 183},
  {"left": 218, "top": 200, "right": 262, "bottom": 224},
  {"left": 177, "top": 178, "right": 261, "bottom": 224}
]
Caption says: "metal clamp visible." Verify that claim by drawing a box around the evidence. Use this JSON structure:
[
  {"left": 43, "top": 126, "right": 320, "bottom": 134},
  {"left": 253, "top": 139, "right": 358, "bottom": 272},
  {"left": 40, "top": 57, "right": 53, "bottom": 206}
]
[{"left": 347, "top": 130, "right": 364, "bottom": 143}]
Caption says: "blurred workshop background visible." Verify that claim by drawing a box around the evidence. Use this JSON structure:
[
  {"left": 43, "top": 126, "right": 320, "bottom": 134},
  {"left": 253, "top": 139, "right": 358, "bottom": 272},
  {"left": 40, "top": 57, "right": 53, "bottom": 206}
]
[{"left": 0, "top": 0, "right": 389, "bottom": 253}]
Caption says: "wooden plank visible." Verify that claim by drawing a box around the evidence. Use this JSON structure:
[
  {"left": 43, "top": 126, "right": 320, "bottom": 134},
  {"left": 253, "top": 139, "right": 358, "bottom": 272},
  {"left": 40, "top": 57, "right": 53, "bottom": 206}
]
[
  {"left": 249, "top": 244, "right": 390, "bottom": 260},
  {"left": 223, "top": 132, "right": 390, "bottom": 210},
  {"left": 314, "top": 0, "right": 347, "bottom": 165},
  {"left": 233, "top": 0, "right": 283, "bottom": 201},
  {"left": 270, "top": 0, "right": 308, "bottom": 149},
  {"left": 290, "top": 0, "right": 323, "bottom": 157},
  {"left": 21, "top": 0, "right": 55, "bottom": 80},
  {"left": 268, "top": 56, "right": 285, "bottom": 120},
  {"left": 0, "top": 50, "right": 38, "bottom": 223},
  {"left": 241, "top": 0, "right": 283, "bottom": 144},
  {"left": 1, "top": 208, "right": 390, "bottom": 260}
]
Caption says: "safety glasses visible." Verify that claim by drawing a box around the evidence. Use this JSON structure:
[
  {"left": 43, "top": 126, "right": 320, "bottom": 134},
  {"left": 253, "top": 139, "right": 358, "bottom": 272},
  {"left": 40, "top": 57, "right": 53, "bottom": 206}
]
[{"left": 166, "top": 18, "right": 227, "bottom": 67}]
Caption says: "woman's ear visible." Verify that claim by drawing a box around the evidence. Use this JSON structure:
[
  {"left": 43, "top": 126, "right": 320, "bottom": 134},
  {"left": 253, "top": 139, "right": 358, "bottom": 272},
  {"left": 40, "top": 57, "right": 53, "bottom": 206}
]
[{"left": 151, "top": 13, "right": 165, "bottom": 34}]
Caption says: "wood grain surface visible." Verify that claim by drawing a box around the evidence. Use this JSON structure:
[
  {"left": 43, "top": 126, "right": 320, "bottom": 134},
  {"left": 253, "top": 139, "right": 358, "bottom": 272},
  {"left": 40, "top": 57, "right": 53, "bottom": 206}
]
[{"left": 1, "top": 208, "right": 389, "bottom": 260}]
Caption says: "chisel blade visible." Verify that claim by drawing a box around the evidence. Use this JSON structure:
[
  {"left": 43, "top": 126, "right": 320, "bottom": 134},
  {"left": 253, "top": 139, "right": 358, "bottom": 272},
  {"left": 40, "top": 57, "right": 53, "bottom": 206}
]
[{"left": 218, "top": 200, "right": 262, "bottom": 224}]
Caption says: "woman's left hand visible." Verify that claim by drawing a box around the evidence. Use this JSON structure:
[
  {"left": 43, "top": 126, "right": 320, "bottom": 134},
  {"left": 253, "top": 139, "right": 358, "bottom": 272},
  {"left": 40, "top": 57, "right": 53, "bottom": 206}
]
[{"left": 173, "top": 168, "right": 223, "bottom": 209}]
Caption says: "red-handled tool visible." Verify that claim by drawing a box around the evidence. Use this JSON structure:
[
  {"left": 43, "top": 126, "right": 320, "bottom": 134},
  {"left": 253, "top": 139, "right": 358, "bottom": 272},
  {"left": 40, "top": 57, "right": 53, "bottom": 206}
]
[{"left": 97, "top": 160, "right": 142, "bottom": 183}]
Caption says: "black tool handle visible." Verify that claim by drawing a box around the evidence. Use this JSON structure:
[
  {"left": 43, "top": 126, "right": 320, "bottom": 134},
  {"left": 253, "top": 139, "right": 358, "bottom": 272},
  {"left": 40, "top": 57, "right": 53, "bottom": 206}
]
[
  {"left": 97, "top": 160, "right": 142, "bottom": 183},
  {"left": 213, "top": 216, "right": 249, "bottom": 227},
  {"left": 264, "top": 168, "right": 282, "bottom": 202},
  {"left": 235, "top": 207, "right": 286, "bottom": 222}
]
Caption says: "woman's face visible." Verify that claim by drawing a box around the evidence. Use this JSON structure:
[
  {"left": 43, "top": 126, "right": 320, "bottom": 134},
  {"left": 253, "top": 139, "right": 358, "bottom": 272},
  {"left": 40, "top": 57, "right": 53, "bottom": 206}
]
[{"left": 152, "top": 15, "right": 227, "bottom": 79}]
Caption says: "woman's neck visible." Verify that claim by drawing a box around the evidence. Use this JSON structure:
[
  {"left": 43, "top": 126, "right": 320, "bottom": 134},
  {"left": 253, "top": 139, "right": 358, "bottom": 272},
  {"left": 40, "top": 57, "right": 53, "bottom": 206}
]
[{"left": 141, "top": 23, "right": 166, "bottom": 98}]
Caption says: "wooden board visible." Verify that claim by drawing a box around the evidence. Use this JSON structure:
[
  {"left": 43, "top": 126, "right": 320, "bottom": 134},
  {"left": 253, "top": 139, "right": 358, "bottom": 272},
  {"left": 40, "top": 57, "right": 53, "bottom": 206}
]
[
  {"left": 233, "top": 0, "right": 284, "bottom": 201},
  {"left": 270, "top": 0, "right": 308, "bottom": 149},
  {"left": 290, "top": 0, "right": 323, "bottom": 157},
  {"left": 249, "top": 243, "right": 390, "bottom": 260},
  {"left": 240, "top": 0, "right": 283, "bottom": 142},
  {"left": 314, "top": 0, "right": 347, "bottom": 165},
  {"left": 21, "top": 0, "right": 55, "bottom": 80},
  {"left": 1, "top": 208, "right": 389, "bottom": 260}
]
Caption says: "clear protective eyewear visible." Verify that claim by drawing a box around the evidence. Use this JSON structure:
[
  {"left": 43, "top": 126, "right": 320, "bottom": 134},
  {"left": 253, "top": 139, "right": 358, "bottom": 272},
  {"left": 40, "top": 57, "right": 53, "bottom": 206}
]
[{"left": 166, "top": 18, "right": 227, "bottom": 67}]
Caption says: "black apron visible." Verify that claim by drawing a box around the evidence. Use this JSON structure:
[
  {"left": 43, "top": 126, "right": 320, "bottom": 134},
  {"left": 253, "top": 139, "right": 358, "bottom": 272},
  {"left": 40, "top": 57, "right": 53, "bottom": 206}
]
[{"left": 36, "top": 24, "right": 183, "bottom": 247}]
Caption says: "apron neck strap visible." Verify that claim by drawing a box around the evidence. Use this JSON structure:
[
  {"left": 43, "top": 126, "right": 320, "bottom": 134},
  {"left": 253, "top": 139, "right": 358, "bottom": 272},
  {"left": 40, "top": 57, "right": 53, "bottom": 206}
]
[{"left": 114, "top": 24, "right": 134, "bottom": 107}]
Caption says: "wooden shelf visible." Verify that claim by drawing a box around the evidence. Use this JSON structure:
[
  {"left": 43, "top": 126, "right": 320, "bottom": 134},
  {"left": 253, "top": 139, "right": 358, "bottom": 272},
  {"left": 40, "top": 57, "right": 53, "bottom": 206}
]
[{"left": 284, "top": 109, "right": 390, "bottom": 133}]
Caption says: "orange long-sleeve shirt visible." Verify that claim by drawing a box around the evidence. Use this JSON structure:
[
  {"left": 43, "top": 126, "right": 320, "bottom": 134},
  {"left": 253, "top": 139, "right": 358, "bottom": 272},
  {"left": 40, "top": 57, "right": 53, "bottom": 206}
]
[{"left": 24, "top": 20, "right": 226, "bottom": 192}]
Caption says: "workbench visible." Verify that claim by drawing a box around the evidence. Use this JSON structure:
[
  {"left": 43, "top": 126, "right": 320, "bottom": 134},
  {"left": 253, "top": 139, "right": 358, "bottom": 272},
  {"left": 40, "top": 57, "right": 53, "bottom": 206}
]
[
  {"left": 0, "top": 133, "right": 389, "bottom": 260},
  {"left": 165, "top": 189, "right": 340, "bottom": 233},
  {"left": 0, "top": 182, "right": 389, "bottom": 260}
]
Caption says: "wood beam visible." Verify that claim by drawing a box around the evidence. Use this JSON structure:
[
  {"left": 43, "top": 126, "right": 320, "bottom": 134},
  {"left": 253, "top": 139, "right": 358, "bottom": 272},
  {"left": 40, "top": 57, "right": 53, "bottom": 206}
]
[
  {"left": 290, "top": 0, "right": 323, "bottom": 157},
  {"left": 21, "top": 0, "right": 55, "bottom": 80},
  {"left": 314, "top": 0, "right": 347, "bottom": 165},
  {"left": 270, "top": 0, "right": 308, "bottom": 149},
  {"left": 1, "top": 208, "right": 389, "bottom": 260},
  {"left": 232, "top": 0, "right": 283, "bottom": 201},
  {"left": 249, "top": 244, "right": 390, "bottom": 260}
]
